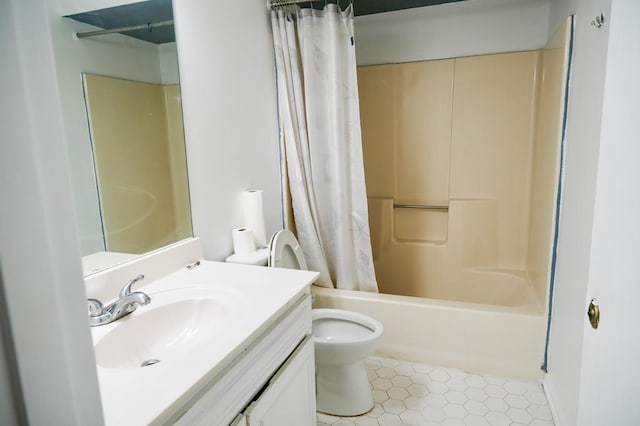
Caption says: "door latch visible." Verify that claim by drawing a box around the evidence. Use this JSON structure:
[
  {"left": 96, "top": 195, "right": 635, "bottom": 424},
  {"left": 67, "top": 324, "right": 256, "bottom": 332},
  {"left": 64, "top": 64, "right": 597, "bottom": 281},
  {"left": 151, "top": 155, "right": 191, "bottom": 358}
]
[{"left": 588, "top": 299, "right": 600, "bottom": 329}]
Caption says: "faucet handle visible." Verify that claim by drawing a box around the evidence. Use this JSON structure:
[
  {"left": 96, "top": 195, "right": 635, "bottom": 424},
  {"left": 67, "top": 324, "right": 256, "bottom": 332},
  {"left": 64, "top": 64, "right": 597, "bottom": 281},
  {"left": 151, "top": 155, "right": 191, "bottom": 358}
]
[
  {"left": 87, "top": 298, "right": 104, "bottom": 317},
  {"left": 119, "top": 274, "right": 145, "bottom": 298}
]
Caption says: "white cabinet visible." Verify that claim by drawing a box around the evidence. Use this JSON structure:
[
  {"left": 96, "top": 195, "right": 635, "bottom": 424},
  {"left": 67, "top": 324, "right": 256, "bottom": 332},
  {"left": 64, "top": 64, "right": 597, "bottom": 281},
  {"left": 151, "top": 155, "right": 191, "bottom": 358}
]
[
  {"left": 172, "top": 294, "right": 315, "bottom": 426},
  {"left": 244, "top": 336, "right": 315, "bottom": 426},
  {"left": 230, "top": 414, "right": 247, "bottom": 426}
]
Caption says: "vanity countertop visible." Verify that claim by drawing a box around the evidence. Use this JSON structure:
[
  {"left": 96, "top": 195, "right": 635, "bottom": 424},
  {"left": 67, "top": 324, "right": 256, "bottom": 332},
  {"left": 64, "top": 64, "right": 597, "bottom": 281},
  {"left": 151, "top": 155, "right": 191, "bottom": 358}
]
[{"left": 91, "top": 260, "right": 318, "bottom": 425}]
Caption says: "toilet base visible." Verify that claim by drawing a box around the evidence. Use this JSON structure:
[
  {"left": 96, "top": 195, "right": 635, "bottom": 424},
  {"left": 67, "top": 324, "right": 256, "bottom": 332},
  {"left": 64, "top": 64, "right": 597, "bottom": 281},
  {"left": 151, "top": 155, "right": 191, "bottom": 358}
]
[{"left": 316, "top": 360, "right": 373, "bottom": 416}]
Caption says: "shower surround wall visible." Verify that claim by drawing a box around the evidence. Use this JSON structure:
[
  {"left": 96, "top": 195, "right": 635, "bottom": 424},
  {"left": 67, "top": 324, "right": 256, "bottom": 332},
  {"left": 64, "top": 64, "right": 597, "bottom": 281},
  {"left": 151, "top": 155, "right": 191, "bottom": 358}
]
[
  {"left": 359, "top": 29, "right": 569, "bottom": 312},
  {"left": 319, "top": 21, "right": 572, "bottom": 378}
]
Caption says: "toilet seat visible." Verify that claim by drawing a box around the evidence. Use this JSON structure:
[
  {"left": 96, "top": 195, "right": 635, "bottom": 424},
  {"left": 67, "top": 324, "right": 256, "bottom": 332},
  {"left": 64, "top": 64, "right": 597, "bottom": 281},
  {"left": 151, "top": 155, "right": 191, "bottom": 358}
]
[
  {"left": 312, "top": 309, "right": 383, "bottom": 343},
  {"left": 268, "top": 229, "right": 308, "bottom": 270}
]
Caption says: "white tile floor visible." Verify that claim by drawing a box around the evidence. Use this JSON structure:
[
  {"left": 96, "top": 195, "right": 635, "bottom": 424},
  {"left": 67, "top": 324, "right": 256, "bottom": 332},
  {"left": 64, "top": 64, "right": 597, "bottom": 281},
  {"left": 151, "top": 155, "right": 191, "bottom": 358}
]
[{"left": 316, "top": 356, "right": 554, "bottom": 426}]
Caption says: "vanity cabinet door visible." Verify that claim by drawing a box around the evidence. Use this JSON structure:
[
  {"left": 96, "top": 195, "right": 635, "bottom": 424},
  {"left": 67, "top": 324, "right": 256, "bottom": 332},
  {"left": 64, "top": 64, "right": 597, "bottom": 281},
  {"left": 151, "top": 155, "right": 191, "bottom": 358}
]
[
  {"left": 230, "top": 414, "right": 247, "bottom": 426},
  {"left": 172, "top": 296, "right": 311, "bottom": 425},
  {"left": 245, "top": 335, "right": 316, "bottom": 426}
]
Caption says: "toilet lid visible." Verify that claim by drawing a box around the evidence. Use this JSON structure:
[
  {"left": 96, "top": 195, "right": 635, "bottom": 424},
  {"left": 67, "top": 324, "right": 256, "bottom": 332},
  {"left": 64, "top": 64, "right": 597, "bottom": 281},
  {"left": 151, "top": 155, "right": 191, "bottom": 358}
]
[{"left": 268, "top": 229, "right": 307, "bottom": 270}]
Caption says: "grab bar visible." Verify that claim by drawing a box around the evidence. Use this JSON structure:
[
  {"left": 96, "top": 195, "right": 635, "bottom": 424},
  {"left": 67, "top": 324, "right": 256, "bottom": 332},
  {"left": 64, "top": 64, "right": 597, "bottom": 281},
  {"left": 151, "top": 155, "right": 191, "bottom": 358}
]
[{"left": 393, "top": 204, "right": 449, "bottom": 211}]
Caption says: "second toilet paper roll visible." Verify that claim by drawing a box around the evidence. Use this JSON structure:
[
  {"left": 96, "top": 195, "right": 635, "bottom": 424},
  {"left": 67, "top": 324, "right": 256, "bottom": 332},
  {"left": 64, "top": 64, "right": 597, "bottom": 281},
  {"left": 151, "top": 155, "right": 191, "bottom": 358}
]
[
  {"left": 242, "top": 190, "right": 267, "bottom": 247},
  {"left": 232, "top": 227, "right": 256, "bottom": 255}
]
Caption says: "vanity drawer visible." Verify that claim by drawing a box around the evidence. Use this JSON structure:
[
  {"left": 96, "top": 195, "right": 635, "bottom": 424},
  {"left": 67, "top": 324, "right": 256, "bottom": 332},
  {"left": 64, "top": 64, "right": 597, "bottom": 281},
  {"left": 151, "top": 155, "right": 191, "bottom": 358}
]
[{"left": 171, "top": 294, "right": 311, "bottom": 425}]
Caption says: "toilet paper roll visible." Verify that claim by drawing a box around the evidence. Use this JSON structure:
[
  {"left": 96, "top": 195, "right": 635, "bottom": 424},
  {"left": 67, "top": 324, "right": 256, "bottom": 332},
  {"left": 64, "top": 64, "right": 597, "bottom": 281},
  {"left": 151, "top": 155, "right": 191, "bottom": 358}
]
[
  {"left": 242, "top": 190, "right": 267, "bottom": 247},
  {"left": 232, "top": 227, "right": 256, "bottom": 255}
]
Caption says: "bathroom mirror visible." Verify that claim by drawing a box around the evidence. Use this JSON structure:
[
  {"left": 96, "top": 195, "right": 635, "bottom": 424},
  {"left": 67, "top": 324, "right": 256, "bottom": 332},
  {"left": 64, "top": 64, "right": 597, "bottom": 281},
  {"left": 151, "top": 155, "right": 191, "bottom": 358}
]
[
  {"left": 82, "top": 73, "right": 191, "bottom": 258},
  {"left": 52, "top": 0, "right": 192, "bottom": 275}
]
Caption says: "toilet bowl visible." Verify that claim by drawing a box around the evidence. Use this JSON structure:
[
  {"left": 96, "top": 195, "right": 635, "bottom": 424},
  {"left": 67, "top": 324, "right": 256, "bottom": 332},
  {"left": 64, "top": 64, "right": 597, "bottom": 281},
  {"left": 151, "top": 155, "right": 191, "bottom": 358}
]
[
  {"left": 268, "top": 229, "right": 384, "bottom": 416},
  {"left": 312, "top": 308, "right": 383, "bottom": 416}
]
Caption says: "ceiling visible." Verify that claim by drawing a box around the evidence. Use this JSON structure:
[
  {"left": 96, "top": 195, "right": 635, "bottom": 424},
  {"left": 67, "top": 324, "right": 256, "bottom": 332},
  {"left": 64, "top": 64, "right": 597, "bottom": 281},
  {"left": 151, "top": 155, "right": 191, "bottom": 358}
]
[
  {"left": 66, "top": 0, "right": 174, "bottom": 45},
  {"left": 352, "top": 0, "right": 465, "bottom": 16},
  {"left": 66, "top": 0, "right": 466, "bottom": 44}
]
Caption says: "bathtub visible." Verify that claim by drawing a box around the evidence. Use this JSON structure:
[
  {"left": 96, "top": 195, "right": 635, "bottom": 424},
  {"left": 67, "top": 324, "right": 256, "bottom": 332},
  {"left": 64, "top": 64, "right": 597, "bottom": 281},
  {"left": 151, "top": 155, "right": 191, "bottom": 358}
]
[{"left": 312, "top": 276, "right": 547, "bottom": 381}]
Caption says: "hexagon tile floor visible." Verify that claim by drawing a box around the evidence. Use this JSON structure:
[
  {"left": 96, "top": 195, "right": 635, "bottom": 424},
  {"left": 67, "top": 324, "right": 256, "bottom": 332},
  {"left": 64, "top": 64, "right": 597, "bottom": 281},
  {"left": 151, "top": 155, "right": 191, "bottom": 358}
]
[{"left": 316, "top": 356, "right": 554, "bottom": 426}]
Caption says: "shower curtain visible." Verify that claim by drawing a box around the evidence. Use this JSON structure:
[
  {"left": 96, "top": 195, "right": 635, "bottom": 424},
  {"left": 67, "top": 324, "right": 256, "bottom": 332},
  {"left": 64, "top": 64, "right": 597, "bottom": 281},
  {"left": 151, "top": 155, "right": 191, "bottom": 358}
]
[{"left": 271, "top": 3, "right": 378, "bottom": 292}]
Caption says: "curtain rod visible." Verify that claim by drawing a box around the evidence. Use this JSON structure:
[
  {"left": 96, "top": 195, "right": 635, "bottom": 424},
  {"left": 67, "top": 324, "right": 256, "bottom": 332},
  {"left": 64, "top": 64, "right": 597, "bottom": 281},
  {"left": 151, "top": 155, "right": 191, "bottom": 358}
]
[
  {"left": 75, "top": 20, "right": 174, "bottom": 39},
  {"left": 268, "top": 0, "right": 351, "bottom": 11},
  {"left": 268, "top": 0, "right": 321, "bottom": 9}
]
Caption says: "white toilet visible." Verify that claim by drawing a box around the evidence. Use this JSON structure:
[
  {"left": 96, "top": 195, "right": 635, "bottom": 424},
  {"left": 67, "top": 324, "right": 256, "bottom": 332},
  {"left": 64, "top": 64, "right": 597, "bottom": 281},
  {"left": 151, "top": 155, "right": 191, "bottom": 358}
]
[{"left": 268, "top": 229, "right": 384, "bottom": 416}]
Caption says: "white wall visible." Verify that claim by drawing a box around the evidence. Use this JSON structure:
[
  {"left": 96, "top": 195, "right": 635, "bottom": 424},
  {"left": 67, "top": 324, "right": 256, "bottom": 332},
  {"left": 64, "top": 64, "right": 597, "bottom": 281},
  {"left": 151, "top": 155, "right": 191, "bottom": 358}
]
[
  {"left": 0, "top": 318, "right": 19, "bottom": 425},
  {"left": 543, "top": 0, "right": 612, "bottom": 425},
  {"left": 48, "top": 0, "right": 169, "bottom": 255},
  {"left": 1, "top": 0, "right": 103, "bottom": 422},
  {"left": 548, "top": 0, "right": 578, "bottom": 37},
  {"left": 174, "top": 0, "right": 283, "bottom": 261},
  {"left": 159, "top": 42, "right": 180, "bottom": 84},
  {"left": 58, "top": 0, "right": 147, "bottom": 16},
  {"left": 576, "top": 0, "right": 640, "bottom": 423},
  {"left": 354, "top": 0, "right": 550, "bottom": 65}
]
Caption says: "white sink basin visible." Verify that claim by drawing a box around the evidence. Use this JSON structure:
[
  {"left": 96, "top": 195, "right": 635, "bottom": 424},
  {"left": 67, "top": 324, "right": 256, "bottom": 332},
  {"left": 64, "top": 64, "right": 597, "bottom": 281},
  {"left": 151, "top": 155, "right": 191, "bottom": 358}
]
[{"left": 94, "top": 286, "right": 245, "bottom": 369}]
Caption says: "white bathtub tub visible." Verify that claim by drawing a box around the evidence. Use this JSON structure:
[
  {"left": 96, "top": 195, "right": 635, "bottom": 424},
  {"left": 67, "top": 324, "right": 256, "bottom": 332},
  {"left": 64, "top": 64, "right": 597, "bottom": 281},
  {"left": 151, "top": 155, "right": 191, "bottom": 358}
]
[{"left": 312, "top": 281, "right": 547, "bottom": 380}]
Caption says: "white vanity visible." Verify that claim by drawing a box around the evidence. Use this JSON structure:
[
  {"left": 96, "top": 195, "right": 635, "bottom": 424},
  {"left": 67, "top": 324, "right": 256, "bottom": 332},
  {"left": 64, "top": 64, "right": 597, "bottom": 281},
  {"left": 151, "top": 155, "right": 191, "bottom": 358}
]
[
  {"left": 85, "top": 239, "right": 319, "bottom": 425},
  {"left": 53, "top": 0, "right": 320, "bottom": 422}
]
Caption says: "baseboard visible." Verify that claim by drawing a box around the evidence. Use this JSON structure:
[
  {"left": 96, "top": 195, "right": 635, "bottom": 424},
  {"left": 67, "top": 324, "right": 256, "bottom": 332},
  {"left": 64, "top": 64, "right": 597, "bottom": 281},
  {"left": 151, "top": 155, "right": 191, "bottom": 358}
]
[{"left": 543, "top": 374, "right": 565, "bottom": 426}]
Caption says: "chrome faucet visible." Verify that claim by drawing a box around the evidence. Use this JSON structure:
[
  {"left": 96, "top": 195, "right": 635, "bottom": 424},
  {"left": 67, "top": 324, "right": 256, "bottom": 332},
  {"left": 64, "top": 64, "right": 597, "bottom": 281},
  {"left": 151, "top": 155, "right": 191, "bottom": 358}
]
[{"left": 87, "top": 274, "right": 151, "bottom": 327}]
